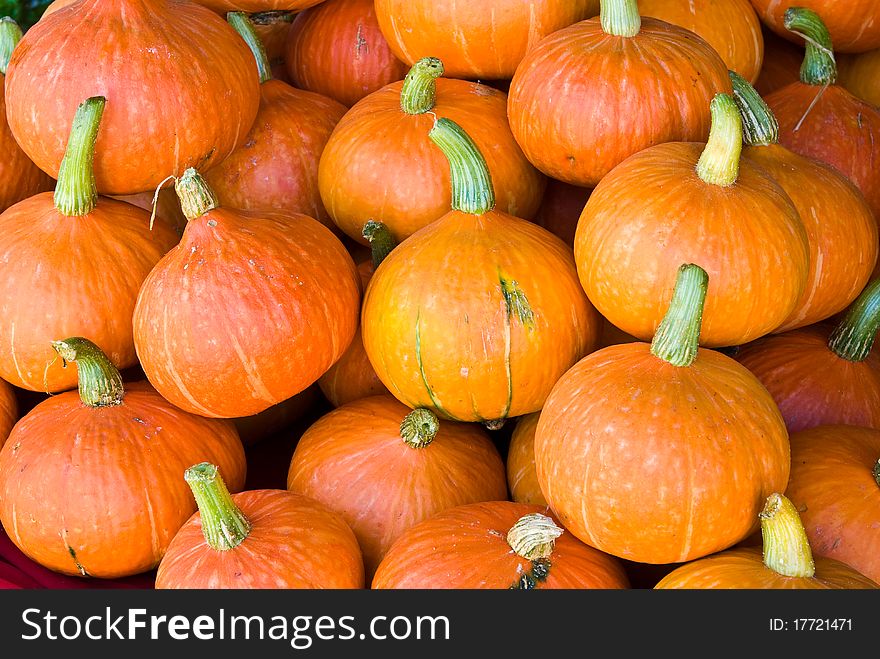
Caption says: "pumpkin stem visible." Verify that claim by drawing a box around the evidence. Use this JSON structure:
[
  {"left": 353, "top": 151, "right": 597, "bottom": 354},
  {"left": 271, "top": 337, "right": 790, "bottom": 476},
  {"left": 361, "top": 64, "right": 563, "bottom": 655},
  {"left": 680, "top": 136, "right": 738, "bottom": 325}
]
[
  {"left": 760, "top": 493, "right": 816, "bottom": 578},
  {"left": 600, "top": 0, "right": 641, "bottom": 37},
  {"left": 184, "top": 462, "right": 251, "bottom": 552},
  {"left": 827, "top": 278, "right": 880, "bottom": 362},
  {"left": 650, "top": 264, "right": 709, "bottom": 368},
  {"left": 248, "top": 11, "right": 295, "bottom": 27},
  {"left": 175, "top": 167, "right": 220, "bottom": 221},
  {"left": 227, "top": 11, "right": 273, "bottom": 84},
  {"left": 873, "top": 459, "right": 880, "bottom": 488},
  {"left": 784, "top": 7, "right": 836, "bottom": 87},
  {"left": 399, "top": 57, "right": 444, "bottom": 115},
  {"left": 362, "top": 220, "right": 397, "bottom": 269},
  {"left": 53, "top": 96, "right": 106, "bottom": 217},
  {"left": 399, "top": 408, "right": 439, "bottom": 449},
  {"left": 729, "top": 70, "right": 779, "bottom": 147},
  {"left": 0, "top": 16, "right": 22, "bottom": 76},
  {"left": 506, "top": 513, "right": 564, "bottom": 561},
  {"left": 428, "top": 117, "right": 495, "bottom": 216},
  {"left": 50, "top": 337, "right": 124, "bottom": 407},
  {"left": 695, "top": 93, "right": 743, "bottom": 187}
]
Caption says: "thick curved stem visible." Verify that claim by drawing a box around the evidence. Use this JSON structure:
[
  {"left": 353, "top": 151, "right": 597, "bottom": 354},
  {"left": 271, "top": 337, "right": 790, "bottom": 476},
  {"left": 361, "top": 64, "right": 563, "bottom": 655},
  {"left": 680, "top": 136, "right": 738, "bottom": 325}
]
[
  {"left": 53, "top": 96, "right": 106, "bottom": 217},
  {"left": 0, "top": 17, "right": 22, "bottom": 76},
  {"left": 696, "top": 93, "right": 743, "bottom": 187},
  {"left": 760, "top": 493, "right": 815, "bottom": 578},
  {"left": 428, "top": 117, "right": 495, "bottom": 215},
  {"left": 228, "top": 11, "right": 273, "bottom": 83},
  {"left": 828, "top": 279, "right": 880, "bottom": 362},
  {"left": 362, "top": 220, "right": 397, "bottom": 269},
  {"left": 729, "top": 70, "right": 779, "bottom": 147},
  {"left": 650, "top": 264, "right": 709, "bottom": 368},
  {"left": 600, "top": 0, "right": 641, "bottom": 37},
  {"left": 184, "top": 463, "right": 251, "bottom": 551},
  {"left": 399, "top": 57, "right": 444, "bottom": 115},
  {"left": 784, "top": 7, "right": 836, "bottom": 86},
  {"left": 51, "top": 337, "right": 124, "bottom": 407}
]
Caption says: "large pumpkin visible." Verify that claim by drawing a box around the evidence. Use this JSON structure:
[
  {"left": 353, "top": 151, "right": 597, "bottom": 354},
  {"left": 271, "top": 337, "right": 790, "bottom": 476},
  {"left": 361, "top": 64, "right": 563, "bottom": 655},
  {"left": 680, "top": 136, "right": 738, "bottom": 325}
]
[
  {"left": 574, "top": 93, "right": 810, "bottom": 347},
  {"left": 749, "top": 0, "right": 880, "bottom": 54},
  {"left": 372, "top": 502, "right": 630, "bottom": 589},
  {"left": 0, "top": 338, "right": 247, "bottom": 579},
  {"left": 4, "top": 0, "right": 261, "bottom": 196},
  {"left": 361, "top": 118, "right": 600, "bottom": 424},
  {"left": 318, "top": 57, "right": 546, "bottom": 246},
  {"left": 0, "top": 96, "right": 179, "bottom": 393},
  {"left": 535, "top": 264, "right": 791, "bottom": 564},
  {"left": 507, "top": 0, "right": 731, "bottom": 188},
  {"left": 132, "top": 168, "right": 361, "bottom": 418}
]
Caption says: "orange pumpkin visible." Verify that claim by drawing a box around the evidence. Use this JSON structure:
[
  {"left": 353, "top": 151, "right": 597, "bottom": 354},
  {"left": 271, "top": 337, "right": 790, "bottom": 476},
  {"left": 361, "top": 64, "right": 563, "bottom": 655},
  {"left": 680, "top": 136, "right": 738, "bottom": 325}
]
[
  {"left": 287, "top": 395, "right": 508, "bottom": 578},
  {"left": 535, "top": 264, "right": 791, "bottom": 564},
  {"left": 318, "top": 57, "right": 546, "bottom": 245},
  {"left": 785, "top": 425, "right": 880, "bottom": 585},
  {"left": 0, "top": 96, "right": 179, "bottom": 393},
  {"left": 575, "top": 93, "right": 810, "bottom": 347},
  {"left": 361, "top": 118, "right": 600, "bottom": 424},
  {"left": 507, "top": 0, "right": 731, "bottom": 188},
  {"left": 638, "top": 0, "right": 764, "bottom": 83},
  {"left": 0, "top": 338, "right": 247, "bottom": 579},
  {"left": 284, "top": 0, "right": 408, "bottom": 108},
  {"left": 4, "top": 0, "right": 261, "bottom": 196},
  {"left": 374, "top": 0, "right": 599, "bottom": 80},
  {"left": 132, "top": 168, "right": 361, "bottom": 418},
  {"left": 506, "top": 412, "right": 547, "bottom": 506},
  {"left": 372, "top": 502, "right": 630, "bottom": 589},
  {"left": 655, "top": 493, "right": 878, "bottom": 588},
  {"left": 729, "top": 71, "right": 878, "bottom": 332},
  {"left": 156, "top": 462, "right": 363, "bottom": 589},
  {"left": 734, "top": 280, "right": 880, "bottom": 434},
  {"left": 749, "top": 0, "right": 880, "bottom": 54}
]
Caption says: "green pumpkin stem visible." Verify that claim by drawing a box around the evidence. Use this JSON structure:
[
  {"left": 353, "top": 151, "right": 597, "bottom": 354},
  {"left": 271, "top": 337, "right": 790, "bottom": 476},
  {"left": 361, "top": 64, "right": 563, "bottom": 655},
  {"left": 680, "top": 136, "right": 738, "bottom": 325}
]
[
  {"left": 827, "top": 279, "right": 880, "bottom": 362},
  {"left": 729, "top": 70, "right": 779, "bottom": 147},
  {"left": 0, "top": 16, "right": 22, "bottom": 76},
  {"left": 760, "top": 493, "right": 816, "bottom": 578},
  {"left": 227, "top": 11, "right": 273, "bottom": 84},
  {"left": 399, "top": 408, "right": 439, "bottom": 449},
  {"left": 400, "top": 57, "right": 444, "bottom": 115},
  {"left": 696, "top": 93, "right": 743, "bottom": 186},
  {"left": 184, "top": 462, "right": 251, "bottom": 551},
  {"left": 53, "top": 96, "right": 106, "bottom": 217},
  {"left": 175, "top": 167, "right": 220, "bottom": 221},
  {"left": 50, "top": 337, "right": 124, "bottom": 407},
  {"left": 650, "top": 264, "right": 709, "bottom": 368},
  {"left": 784, "top": 7, "right": 836, "bottom": 86},
  {"left": 600, "top": 0, "right": 641, "bottom": 37},
  {"left": 362, "top": 220, "right": 397, "bottom": 269},
  {"left": 428, "top": 117, "right": 495, "bottom": 215},
  {"left": 507, "top": 513, "right": 564, "bottom": 560}
]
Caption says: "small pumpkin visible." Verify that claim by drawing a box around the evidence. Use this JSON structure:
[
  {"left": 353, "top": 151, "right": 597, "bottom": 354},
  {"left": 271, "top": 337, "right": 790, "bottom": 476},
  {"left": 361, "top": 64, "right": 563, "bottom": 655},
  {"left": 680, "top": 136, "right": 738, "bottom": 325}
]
[
  {"left": 506, "top": 412, "right": 546, "bottom": 506},
  {"left": 749, "top": 0, "right": 880, "bottom": 54},
  {"left": 287, "top": 395, "right": 508, "bottom": 578},
  {"left": 654, "top": 493, "right": 878, "bottom": 588},
  {"left": 156, "top": 462, "right": 363, "bottom": 589},
  {"left": 318, "top": 57, "right": 546, "bottom": 246},
  {"left": 361, "top": 118, "right": 600, "bottom": 424},
  {"left": 372, "top": 503, "right": 630, "bottom": 589},
  {"left": 574, "top": 93, "right": 810, "bottom": 347},
  {"left": 734, "top": 279, "right": 880, "bottom": 434},
  {"left": 0, "top": 338, "right": 247, "bottom": 579},
  {"left": 535, "top": 264, "right": 791, "bottom": 564},
  {"left": 507, "top": 0, "right": 732, "bottom": 188},
  {"left": 132, "top": 168, "right": 361, "bottom": 419},
  {"left": 284, "top": 0, "right": 408, "bottom": 108}
]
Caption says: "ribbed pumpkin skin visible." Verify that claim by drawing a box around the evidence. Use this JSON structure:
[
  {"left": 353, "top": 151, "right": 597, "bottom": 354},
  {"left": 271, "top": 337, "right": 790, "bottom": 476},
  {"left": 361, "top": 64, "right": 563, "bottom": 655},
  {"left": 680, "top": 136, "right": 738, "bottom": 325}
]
[
  {"left": 0, "top": 379, "right": 18, "bottom": 449},
  {"left": 361, "top": 212, "right": 600, "bottom": 423},
  {"left": 4, "top": 0, "right": 261, "bottom": 196},
  {"left": 535, "top": 344, "right": 791, "bottom": 564},
  {"left": 785, "top": 425, "right": 880, "bottom": 585},
  {"left": 506, "top": 412, "right": 547, "bottom": 506},
  {"left": 318, "top": 79, "right": 546, "bottom": 245},
  {"left": 374, "top": 0, "right": 599, "bottom": 80},
  {"left": 742, "top": 145, "right": 878, "bottom": 332},
  {"left": 0, "top": 195, "right": 178, "bottom": 393},
  {"left": 764, "top": 83, "right": 880, "bottom": 221},
  {"left": 507, "top": 18, "right": 732, "bottom": 188},
  {"left": 749, "top": 0, "right": 880, "bottom": 54},
  {"left": 133, "top": 208, "right": 361, "bottom": 419},
  {"left": 287, "top": 395, "right": 508, "bottom": 578},
  {"left": 839, "top": 49, "right": 880, "bottom": 108},
  {"left": 202, "top": 81, "right": 347, "bottom": 230},
  {"left": 156, "top": 489, "right": 364, "bottom": 589},
  {"left": 574, "top": 142, "right": 810, "bottom": 347},
  {"left": 0, "top": 382, "right": 247, "bottom": 579},
  {"left": 734, "top": 326, "right": 880, "bottom": 434},
  {"left": 285, "top": 0, "right": 408, "bottom": 108},
  {"left": 655, "top": 546, "right": 878, "bottom": 588},
  {"left": 638, "top": 0, "right": 764, "bottom": 83}
]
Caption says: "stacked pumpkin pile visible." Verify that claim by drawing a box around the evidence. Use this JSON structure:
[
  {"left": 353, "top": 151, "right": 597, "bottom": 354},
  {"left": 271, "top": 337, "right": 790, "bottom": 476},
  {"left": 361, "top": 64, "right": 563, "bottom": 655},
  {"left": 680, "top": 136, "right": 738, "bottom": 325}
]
[{"left": 0, "top": 0, "right": 878, "bottom": 591}]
